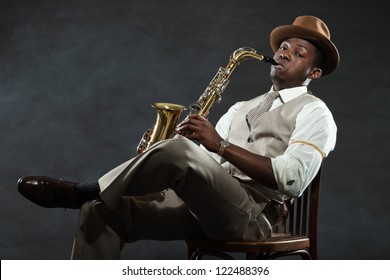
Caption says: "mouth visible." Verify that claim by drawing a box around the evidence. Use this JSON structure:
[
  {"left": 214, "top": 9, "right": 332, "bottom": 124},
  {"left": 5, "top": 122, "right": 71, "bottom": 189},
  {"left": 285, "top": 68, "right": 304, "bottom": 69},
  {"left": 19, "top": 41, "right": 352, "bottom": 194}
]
[{"left": 273, "top": 60, "right": 286, "bottom": 69}]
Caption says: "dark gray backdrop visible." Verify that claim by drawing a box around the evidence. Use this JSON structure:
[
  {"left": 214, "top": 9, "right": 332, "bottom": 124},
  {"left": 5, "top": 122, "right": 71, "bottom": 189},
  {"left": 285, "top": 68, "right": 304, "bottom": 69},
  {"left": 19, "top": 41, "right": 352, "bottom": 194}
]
[{"left": 1, "top": 0, "right": 389, "bottom": 260}]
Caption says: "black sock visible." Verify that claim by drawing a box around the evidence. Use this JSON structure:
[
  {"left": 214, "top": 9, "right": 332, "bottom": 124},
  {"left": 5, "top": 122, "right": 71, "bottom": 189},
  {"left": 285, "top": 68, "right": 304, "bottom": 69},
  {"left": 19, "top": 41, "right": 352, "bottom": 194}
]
[{"left": 74, "top": 182, "right": 100, "bottom": 201}]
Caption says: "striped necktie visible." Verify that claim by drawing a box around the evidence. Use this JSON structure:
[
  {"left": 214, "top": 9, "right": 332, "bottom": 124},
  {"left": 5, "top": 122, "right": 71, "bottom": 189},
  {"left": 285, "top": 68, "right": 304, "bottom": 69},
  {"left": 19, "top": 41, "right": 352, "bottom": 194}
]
[{"left": 246, "top": 91, "right": 280, "bottom": 129}]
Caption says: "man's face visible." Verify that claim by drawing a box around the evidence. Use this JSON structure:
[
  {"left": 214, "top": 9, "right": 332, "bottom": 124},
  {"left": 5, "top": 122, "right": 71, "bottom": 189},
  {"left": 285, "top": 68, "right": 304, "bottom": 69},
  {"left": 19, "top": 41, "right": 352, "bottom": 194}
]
[{"left": 270, "top": 38, "right": 320, "bottom": 90}]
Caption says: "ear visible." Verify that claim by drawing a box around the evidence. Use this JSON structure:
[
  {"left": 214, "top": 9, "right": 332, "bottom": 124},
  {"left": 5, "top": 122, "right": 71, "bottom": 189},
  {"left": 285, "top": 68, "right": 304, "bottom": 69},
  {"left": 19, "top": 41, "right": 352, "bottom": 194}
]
[{"left": 308, "top": 67, "right": 322, "bottom": 80}]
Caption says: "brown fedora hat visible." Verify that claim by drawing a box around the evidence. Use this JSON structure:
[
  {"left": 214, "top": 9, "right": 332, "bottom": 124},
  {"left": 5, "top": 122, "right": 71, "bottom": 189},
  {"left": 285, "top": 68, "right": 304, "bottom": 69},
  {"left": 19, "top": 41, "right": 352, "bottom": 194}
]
[{"left": 270, "top": 15, "right": 340, "bottom": 76}]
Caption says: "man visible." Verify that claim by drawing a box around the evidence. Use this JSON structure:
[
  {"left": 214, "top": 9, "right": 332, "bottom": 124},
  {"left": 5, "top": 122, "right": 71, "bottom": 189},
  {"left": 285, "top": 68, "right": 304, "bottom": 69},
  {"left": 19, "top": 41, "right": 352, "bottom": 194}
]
[{"left": 18, "top": 15, "right": 339, "bottom": 259}]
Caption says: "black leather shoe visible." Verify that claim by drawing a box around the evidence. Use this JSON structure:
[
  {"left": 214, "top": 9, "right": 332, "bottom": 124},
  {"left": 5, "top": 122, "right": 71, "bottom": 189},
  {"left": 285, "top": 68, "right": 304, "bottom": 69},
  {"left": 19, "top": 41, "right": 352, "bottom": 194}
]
[{"left": 17, "top": 176, "right": 83, "bottom": 209}]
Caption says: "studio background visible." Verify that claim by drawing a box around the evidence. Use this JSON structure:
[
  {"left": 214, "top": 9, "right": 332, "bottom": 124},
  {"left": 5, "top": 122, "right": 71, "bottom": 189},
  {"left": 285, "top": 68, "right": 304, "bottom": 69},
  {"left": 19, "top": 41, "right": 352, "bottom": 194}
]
[{"left": 1, "top": 0, "right": 389, "bottom": 259}]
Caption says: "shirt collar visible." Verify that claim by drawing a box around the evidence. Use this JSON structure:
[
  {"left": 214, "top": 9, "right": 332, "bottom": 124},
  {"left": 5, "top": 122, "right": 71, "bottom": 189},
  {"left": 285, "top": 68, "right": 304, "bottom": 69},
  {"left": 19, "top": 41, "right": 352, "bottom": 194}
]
[{"left": 270, "top": 85, "right": 308, "bottom": 103}]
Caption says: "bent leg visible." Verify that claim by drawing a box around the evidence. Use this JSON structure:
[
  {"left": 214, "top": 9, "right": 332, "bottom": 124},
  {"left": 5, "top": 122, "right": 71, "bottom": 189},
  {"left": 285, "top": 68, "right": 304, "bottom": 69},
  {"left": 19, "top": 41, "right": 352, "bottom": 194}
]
[
  {"left": 98, "top": 137, "right": 265, "bottom": 241},
  {"left": 71, "top": 189, "right": 202, "bottom": 259}
]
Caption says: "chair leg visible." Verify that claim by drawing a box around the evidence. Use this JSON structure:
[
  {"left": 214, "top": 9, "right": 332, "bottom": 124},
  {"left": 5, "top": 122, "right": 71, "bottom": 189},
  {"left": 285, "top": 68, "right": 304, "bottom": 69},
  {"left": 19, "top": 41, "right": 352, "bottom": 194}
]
[
  {"left": 191, "top": 250, "right": 235, "bottom": 260},
  {"left": 268, "top": 250, "right": 312, "bottom": 260},
  {"left": 255, "top": 252, "right": 272, "bottom": 260},
  {"left": 186, "top": 246, "right": 196, "bottom": 260},
  {"left": 246, "top": 252, "right": 258, "bottom": 260}
]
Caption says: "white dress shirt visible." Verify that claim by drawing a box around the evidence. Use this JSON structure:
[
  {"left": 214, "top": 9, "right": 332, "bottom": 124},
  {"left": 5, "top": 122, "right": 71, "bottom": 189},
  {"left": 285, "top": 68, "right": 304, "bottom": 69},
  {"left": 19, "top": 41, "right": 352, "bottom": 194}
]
[{"left": 211, "top": 85, "right": 337, "bottom": 198}]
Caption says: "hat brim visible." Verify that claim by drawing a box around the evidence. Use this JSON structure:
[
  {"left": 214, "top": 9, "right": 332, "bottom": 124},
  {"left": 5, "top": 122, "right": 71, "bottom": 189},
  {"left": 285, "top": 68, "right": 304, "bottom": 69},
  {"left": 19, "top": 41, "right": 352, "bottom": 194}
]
[{"left": 270, "top": 25, "right": 340, "bottom": 76}]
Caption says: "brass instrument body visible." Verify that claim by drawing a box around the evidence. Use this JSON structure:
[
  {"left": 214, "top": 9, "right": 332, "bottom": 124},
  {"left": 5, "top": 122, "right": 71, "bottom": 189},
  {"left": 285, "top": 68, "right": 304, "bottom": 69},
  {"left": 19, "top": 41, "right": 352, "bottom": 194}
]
[
  {"left": 137, "top": 47, "right": 277, "bottom": 153},
  {"left": 137, "top": 102, "right": 186, "bottom": 154},
  {"left": 189, "top": 47, "right": 277, "bottom": 117}
]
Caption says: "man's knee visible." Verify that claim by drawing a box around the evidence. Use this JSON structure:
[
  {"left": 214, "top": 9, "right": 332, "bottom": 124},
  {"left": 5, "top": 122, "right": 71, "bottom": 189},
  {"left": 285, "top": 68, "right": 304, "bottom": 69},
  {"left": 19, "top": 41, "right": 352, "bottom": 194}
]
[
  {"left": 145, "top": 137, "right": 202, "bottom": 172},
  {"left": 158, "top": 137, "right": 197, "bottom": 160}
]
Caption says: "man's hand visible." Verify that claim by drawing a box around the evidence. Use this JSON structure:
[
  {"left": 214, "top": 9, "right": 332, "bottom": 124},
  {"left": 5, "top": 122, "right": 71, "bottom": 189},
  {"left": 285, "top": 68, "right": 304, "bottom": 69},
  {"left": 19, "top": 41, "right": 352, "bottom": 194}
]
[
  {"left": 176, "top": 114, "right": 277, "bottom": 189},
  {"left": 175, "top": 114, "right": 221, "bottom": 153}
]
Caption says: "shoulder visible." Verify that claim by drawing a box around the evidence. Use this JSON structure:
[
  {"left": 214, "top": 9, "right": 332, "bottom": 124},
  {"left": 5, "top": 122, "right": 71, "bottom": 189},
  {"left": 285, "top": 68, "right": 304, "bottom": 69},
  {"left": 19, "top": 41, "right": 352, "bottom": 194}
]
[
  {"left": 299, "top": 91, "right": 324, "bottom": 103},
  {"left": 301, "top": 92, "right": 333, "bottom": 116},
  {"left": 297, "top": 95, "right": 336, "bottom": 133}
]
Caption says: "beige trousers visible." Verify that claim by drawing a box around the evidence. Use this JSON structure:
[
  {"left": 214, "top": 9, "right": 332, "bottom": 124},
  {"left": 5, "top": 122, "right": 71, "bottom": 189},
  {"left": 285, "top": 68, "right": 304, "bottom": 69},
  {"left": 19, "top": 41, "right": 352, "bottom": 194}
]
[{"left": 71, "top": 136, "right": 276, "bottom": 259}]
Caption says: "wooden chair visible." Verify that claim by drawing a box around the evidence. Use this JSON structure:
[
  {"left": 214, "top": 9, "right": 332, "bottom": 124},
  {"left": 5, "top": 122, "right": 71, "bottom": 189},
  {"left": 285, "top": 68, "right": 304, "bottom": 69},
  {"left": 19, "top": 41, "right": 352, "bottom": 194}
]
[{"left": 185, "top": 166, "right": 323, "bottom": 260}]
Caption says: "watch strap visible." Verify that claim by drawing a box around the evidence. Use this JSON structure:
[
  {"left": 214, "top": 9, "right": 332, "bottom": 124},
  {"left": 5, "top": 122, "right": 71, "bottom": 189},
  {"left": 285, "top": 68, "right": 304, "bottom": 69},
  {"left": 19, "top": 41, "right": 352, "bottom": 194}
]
[{"left": 217, "top": 140, "right": 230, "bottom": 156}]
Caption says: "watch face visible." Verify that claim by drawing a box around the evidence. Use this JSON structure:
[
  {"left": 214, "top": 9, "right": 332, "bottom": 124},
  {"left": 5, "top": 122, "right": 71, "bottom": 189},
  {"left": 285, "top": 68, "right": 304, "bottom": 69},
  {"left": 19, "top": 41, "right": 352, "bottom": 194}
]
[{"left": 221, "top": 140, "right": 230, "bottom": 148}]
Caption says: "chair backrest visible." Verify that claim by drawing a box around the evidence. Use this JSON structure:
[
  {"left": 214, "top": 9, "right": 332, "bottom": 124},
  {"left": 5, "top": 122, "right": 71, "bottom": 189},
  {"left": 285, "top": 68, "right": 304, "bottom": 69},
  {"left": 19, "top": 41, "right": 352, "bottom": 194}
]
[{"left": 273, "top": 165, "right": 322, "bottom": 259}]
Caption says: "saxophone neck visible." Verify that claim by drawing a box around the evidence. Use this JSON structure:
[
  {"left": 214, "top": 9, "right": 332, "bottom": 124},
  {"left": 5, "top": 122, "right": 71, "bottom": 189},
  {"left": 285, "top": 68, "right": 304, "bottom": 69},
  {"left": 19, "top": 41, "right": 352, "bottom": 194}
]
[
  {"left": 232, "top": 47, "right": 263, "bottom": 61},
  {"left": 229, "top": 46, "right": 278, "bottom": 68},
  {"left": 190, "top": 47, "right": 277, "bottom": 116}
]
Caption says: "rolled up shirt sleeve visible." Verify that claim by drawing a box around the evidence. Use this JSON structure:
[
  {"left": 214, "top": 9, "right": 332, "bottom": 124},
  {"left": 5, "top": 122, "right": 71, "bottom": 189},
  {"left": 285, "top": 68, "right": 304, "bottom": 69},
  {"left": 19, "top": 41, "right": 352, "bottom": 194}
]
[{"left": 271, "top": 101, "right": 337, "bottom": 198}]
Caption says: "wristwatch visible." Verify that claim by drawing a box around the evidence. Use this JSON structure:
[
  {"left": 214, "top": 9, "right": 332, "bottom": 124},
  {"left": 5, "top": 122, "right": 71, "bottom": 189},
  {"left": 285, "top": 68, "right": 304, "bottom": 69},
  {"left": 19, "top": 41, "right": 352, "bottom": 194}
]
[{"left": 217, "top": 140, "right": 230, "bottom": 156}]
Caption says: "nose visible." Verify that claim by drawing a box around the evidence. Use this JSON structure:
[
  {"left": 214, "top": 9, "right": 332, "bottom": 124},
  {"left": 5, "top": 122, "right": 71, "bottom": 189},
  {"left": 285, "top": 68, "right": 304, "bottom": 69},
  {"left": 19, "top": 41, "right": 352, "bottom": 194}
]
[{"left": 280, "top": 53, "right": 289, "bottom": 61}]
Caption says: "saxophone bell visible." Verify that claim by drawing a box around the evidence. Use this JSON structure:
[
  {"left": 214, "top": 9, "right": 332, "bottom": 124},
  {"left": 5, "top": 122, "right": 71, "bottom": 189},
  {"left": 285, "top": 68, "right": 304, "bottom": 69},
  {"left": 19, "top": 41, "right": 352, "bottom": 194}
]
[{"left": 137, "top": 103, "right": 186, "bottom": 154}]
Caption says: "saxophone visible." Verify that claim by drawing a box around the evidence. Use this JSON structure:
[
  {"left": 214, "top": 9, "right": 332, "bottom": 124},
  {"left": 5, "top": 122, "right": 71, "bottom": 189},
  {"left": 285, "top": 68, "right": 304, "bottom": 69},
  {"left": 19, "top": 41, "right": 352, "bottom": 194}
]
[{"left": 137, "top": 46, "right": 277, "bottom": 153}]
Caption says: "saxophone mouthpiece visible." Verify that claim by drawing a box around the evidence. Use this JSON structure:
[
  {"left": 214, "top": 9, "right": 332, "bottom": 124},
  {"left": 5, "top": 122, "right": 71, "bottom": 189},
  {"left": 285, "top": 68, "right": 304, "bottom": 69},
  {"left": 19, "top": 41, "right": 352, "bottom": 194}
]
[{"left": 264, "top": 56, "right": 279, "bottom": 65}]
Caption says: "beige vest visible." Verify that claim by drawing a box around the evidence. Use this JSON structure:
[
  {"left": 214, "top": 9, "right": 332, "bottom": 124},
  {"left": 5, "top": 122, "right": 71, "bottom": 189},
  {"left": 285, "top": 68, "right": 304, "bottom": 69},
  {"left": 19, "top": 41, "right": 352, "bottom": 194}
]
[{"left": 222, "top": 91, "right": 322, "bottom": 202}]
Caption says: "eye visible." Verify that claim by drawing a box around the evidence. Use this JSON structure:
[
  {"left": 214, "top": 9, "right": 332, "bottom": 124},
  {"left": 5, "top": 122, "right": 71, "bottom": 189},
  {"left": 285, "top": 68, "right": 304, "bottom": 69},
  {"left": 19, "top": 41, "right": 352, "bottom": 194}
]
[
  {"left": 295, "top": 52, "right": 303, "bottom": 58},
  {"left": 279, "top": 46, "right": 287, "bottom": 50}
]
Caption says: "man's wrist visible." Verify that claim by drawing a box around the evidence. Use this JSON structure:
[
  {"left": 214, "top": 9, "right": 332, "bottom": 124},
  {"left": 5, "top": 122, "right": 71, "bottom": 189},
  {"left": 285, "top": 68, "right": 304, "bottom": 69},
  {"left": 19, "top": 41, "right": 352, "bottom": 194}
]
[{"left": 217, "top": 140, "right": 230, "bottom": 156}]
